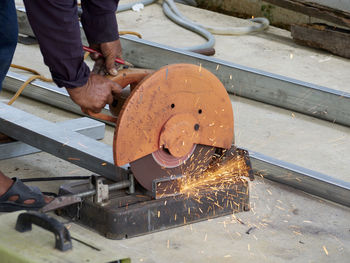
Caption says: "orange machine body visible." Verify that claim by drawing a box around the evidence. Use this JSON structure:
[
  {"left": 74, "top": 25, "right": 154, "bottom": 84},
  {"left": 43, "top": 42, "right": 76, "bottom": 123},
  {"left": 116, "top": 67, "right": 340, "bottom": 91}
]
[{"left": 112, "top": 64, "right": 234, "bottom": 166}]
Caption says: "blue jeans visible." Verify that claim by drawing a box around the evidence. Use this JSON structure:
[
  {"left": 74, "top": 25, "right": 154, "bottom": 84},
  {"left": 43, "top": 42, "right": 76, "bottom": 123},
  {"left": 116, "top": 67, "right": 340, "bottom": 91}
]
[{"left": 0, "top": 0, "right": 18, "bottom": 92}]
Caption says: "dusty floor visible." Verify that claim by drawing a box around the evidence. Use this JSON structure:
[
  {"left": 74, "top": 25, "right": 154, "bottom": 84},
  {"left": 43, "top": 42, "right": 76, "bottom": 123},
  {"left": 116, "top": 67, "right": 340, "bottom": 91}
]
[{"left": 1, "top": 1, "right": 350, "bottom": 262}]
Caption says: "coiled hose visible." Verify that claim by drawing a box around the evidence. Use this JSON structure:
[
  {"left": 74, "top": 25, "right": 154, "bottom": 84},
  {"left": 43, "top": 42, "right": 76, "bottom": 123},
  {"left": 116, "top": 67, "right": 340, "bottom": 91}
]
[{"left": 117, "top": 0, "right": 269, "bottom": 54}]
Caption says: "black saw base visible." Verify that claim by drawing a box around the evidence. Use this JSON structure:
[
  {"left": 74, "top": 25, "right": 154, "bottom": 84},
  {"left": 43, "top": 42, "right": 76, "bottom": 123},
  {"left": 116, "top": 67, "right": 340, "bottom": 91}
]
[{"left": 59, "top": 180, "right": 250, "bottom": 240}]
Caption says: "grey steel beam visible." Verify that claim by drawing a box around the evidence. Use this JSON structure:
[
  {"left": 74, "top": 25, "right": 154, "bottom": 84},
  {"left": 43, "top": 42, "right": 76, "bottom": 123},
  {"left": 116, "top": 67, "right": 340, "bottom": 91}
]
[
  {"left": 0, "top": 117, "right": 105, "bottom": 160},
  {"left": 15, "top": 8, "right": 350, "bottom": 127},
  {"left": 249, "top": 150, "right": 350, "bottom": 207},
  {"left": 0, "top": 102, "right": 127, "bottom": 181}
]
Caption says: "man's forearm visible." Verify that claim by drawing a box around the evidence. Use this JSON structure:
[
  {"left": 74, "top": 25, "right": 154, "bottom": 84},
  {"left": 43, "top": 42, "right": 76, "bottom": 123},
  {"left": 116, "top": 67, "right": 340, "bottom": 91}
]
[
  {"left": 23, "top": 0, "right": 89, "bottom": 88},
  {"left": 81, "top": 0, "right": 120, "bottom": 45}
]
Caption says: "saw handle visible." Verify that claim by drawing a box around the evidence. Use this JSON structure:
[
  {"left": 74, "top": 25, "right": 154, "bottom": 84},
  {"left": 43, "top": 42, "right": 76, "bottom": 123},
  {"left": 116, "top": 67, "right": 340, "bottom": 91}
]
[{"left": 86, "top": 68, "right": 154, "bottom": 123}]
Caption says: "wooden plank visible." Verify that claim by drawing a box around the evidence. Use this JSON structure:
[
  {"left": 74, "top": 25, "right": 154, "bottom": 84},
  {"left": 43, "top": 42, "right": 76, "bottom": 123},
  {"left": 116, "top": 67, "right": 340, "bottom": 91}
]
[
  {"left": 263, "top": 0, "right": 350, "bottom": 28},
  {"left": 291, "top": 23, "right": 350, "bottom": 58}
]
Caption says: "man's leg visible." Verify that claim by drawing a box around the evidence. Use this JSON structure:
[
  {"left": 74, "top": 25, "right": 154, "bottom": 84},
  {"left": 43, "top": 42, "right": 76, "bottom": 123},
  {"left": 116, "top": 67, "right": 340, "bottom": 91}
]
[
  {"left": 0, "top": 0, "right": 19, "bottom": 197},
  {"left": 0, "top": 0, "right": 18, "bottom": 90},
  {"left": 0, "top": 1, "right": 51, "bottom": 208}
]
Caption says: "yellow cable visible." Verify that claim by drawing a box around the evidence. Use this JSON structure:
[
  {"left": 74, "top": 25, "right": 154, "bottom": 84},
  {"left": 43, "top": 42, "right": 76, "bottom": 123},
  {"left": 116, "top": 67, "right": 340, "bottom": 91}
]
[
  {"left": 7, "top": 67, "right": 52, "bottom": 105},
  {"left": 10, "top": 64, "right": 41, "bottom": 76},
  {"left": 119, "top": 31, "right": 142, "bottom": 39}
]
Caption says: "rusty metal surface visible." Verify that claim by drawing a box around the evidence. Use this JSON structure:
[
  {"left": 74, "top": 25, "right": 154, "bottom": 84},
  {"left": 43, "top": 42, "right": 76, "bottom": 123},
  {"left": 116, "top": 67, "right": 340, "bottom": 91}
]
[{"left": 115, "top": 64, "right": 234, "bottom": 166}]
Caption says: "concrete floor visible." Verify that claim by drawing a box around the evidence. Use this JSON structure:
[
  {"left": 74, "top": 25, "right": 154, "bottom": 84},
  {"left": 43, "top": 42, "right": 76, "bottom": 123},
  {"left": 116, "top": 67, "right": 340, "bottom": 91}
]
[{"left": 1, "top": 1, "right": 350, "bottom": 262}]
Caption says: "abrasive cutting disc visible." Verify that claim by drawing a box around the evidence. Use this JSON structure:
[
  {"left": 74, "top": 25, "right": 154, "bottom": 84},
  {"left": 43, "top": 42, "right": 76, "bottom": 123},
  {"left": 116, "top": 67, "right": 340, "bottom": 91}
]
[{"left": 130, "top": 144, "right": 216, "bottom": 191}]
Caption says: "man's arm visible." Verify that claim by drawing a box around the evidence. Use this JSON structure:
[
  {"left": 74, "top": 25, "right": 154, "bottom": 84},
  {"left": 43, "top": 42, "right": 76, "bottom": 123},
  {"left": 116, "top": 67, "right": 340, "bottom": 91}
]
[
  {"left": 23, "top": 0, "right": 89, "bottom": 89},
  {"left": 81, "top": 0, "right": 122, "bottom": 76},
  {"left": 81, "top": 0, "right": 120, "bottom": 45},
  {"left": 23, "top": 0, "right": 122, "bottom": 113}
]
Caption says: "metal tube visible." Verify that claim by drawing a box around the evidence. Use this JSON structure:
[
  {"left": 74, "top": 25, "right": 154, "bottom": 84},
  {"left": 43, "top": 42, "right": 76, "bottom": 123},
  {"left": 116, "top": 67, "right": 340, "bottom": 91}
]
[{"left": 77, "top": 180, "right": 131, "bottom": 198}]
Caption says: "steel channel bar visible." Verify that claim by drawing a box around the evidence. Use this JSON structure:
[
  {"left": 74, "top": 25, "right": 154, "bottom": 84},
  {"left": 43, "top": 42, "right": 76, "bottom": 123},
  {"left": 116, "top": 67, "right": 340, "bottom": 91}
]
[
  {"left": 15, "top": 8, "right": 350, "bottom": 127},
  {"left": 0, "top": 102, "right": 127, "bottom": 181},
  {"left": 248, "top": 150, "right": 350, "bottom": 207},
  {"left": 0, "top": 117, "right": 105, "bottom": 160}
]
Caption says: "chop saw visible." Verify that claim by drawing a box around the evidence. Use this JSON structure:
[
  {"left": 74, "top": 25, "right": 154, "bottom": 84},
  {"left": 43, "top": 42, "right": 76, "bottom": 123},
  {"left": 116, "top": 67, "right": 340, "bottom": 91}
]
[{"left": 55, "top": 63, "right": 253, "bottom": 239}]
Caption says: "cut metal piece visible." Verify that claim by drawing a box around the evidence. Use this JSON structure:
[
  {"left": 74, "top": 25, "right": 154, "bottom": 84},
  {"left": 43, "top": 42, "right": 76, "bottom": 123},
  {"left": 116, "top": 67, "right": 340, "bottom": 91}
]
[
  {"left": 0, "top": 102, "right": 127, "bottom": 181},
  {"left": 41, "top": 195, "right": 82, "bottom": 213},
  {"left": 0, "top": 117, "right": 105, "bottom": 160},
  {"left": 130, "top": 144, "right": 216, "bottom": 191},
  {"left": 114, "top": 64, "right": 234, "bottom": 166}
]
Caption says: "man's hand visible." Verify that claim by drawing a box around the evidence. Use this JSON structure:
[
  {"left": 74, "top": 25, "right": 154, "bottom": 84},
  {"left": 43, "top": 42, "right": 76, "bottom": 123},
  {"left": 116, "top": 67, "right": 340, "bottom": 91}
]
[
  {"left": 66, "top": 73, "right": 122, "bottom": 113},
  {"left": 90, "top": 39, "right": 122, "bottom": 76}
]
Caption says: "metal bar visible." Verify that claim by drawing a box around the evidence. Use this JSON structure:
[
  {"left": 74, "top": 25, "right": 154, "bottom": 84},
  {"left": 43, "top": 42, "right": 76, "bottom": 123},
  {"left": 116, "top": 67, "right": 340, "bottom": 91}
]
[
  {"left": 77, "top": 180, "right": 131, "bottom": 198},
  {"left": 14, "top": 8, "right": 350, "bottom": 127},
  {"left": 0, "top": 102, "right": 127, "bottom": 181},
  {"left": 248, "top": 150, "right": 350, "bottom": 207},
  {"left": 0, "top": 117, "right": 105, "bottom": 160}
]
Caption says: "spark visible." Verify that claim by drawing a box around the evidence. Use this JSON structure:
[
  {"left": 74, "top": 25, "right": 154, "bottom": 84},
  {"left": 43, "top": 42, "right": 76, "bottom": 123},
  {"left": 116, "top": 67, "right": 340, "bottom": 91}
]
[
  {"left": 216, "top": 65, "right": 220, "bottom": 71},
  {"left": 158, "top": 211, "right": 160, "bottom": 218},
  {"left": 275, "top": 205, "right": 285, "bottom": 211},
  {"left": 101, "top": 162, "right": 107, "bottom": 166},
  {"left": 323, "top": 245, "right": 329, "bottom": 255},
  {"left": 68, "top": 157, "right": 80, "bottom": 161},
  {"left": 290, "top": 53, "right": 294, "bottom": 59},
  {"left": 167, "top": 240, "right": 170, "bottom": 249},
  {"left": 78, "top": 142, "right": 88, "bottom": 148},
  {"left": 224, "top": 255, "right": 232, "bottom": 258}
]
